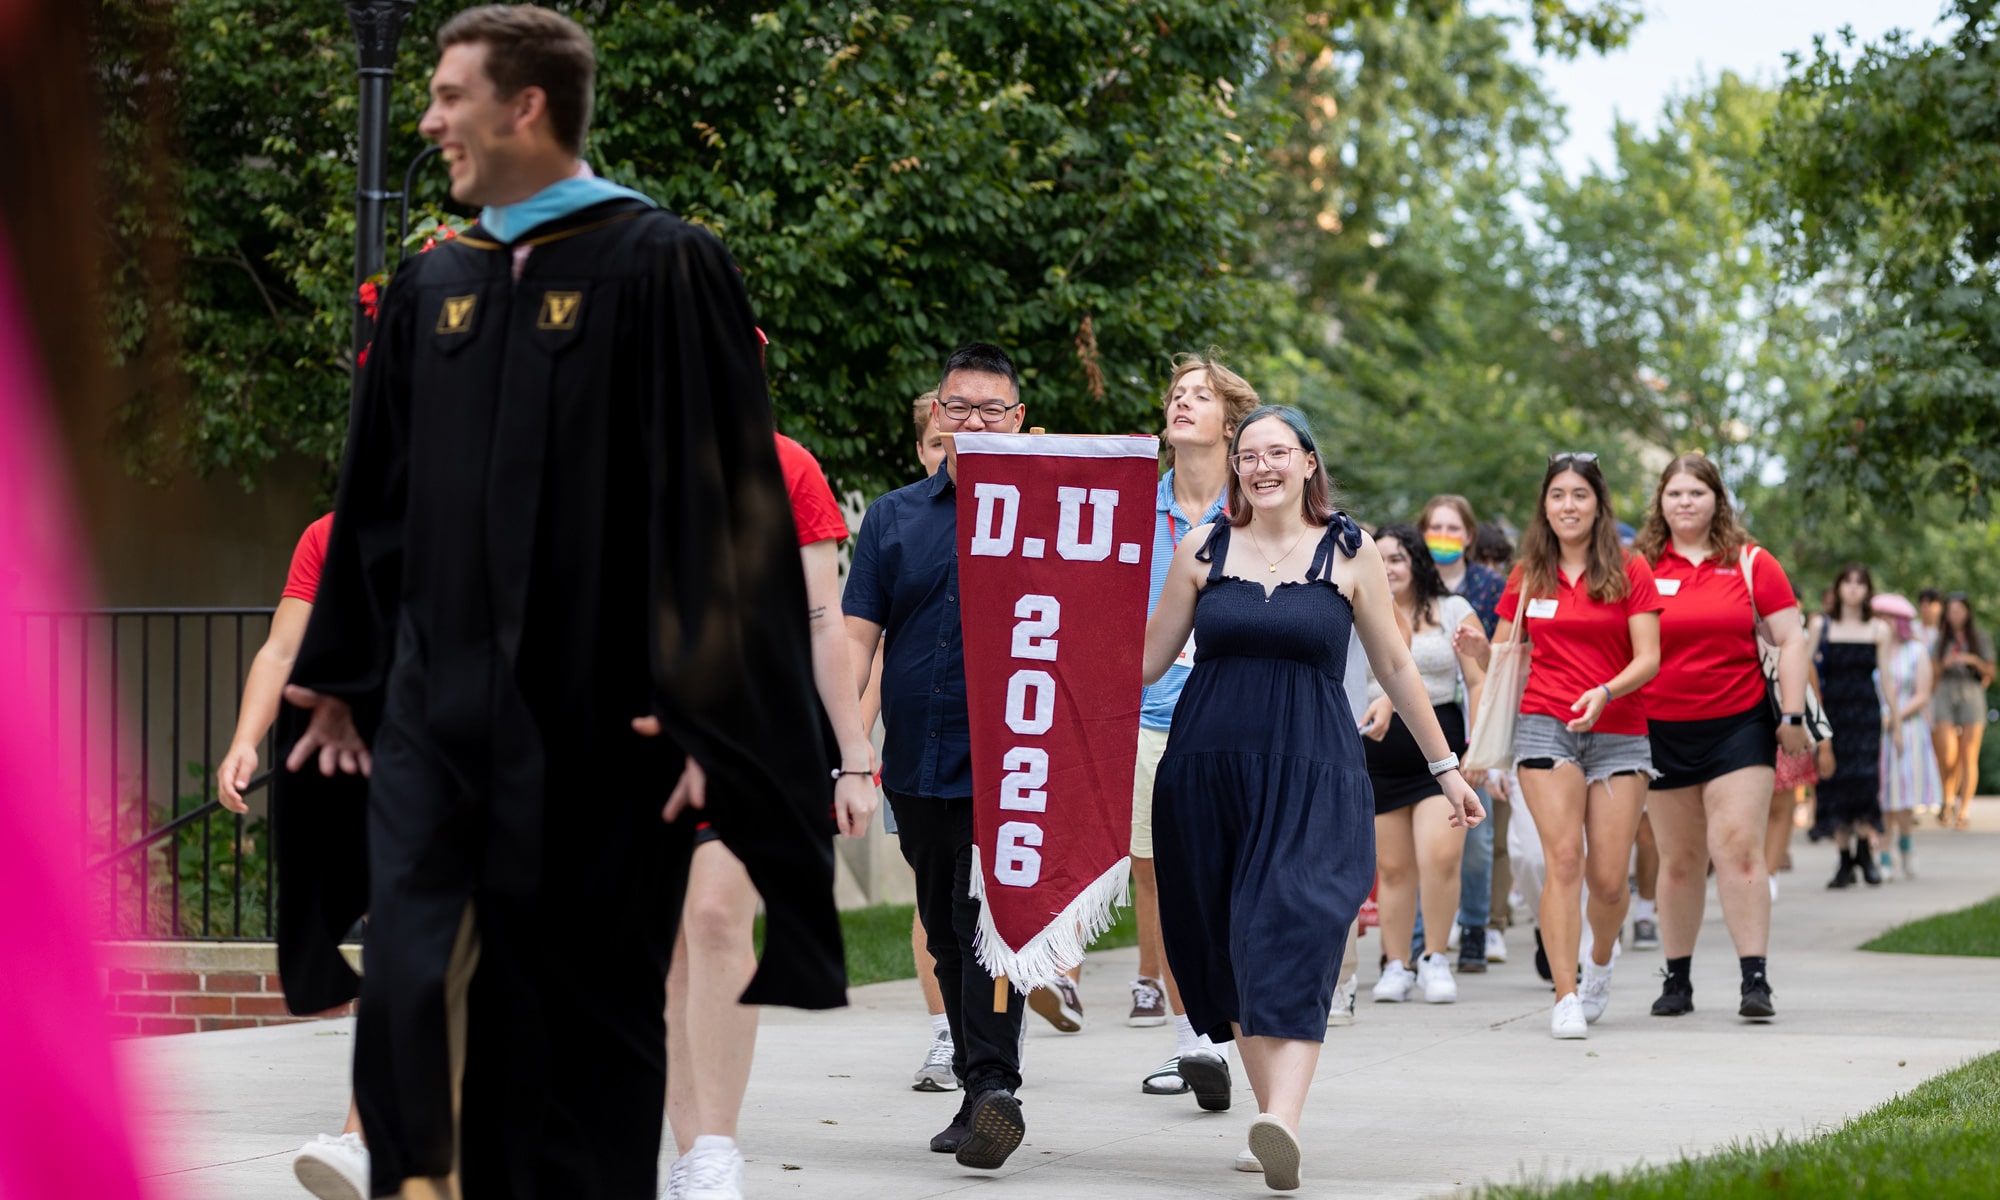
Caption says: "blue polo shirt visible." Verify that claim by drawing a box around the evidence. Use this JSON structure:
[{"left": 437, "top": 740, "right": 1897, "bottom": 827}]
[
  {"left": 843, "top": 467, "right": 972, "bottom": 799},
  {"left": 1140, "top": 469, "right": 1229, "bottom": 731}
]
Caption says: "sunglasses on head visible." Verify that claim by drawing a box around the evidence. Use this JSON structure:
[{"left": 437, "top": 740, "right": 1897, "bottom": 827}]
[{"left": 1548, "top": 451, "right": 1599, "bottom": 468}]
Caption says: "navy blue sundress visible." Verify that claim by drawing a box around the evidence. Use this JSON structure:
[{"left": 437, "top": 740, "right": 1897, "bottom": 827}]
[{"left": 1152, "top": 516, "right": 1378, "bottom": 1043}]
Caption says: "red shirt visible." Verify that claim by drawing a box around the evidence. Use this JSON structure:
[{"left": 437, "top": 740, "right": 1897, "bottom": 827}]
[
  {"left": 1498, "top": 554, "right": 1664, "bottom": 736},
  {"left": 776, "top": 434, "right": 849, "bottom": 546},
  {"left": 280, "top": 514, "right": 335, "bottom": 603},
  {"left": 1645, "top": 543, "right": 1796, "bottom": 722}
]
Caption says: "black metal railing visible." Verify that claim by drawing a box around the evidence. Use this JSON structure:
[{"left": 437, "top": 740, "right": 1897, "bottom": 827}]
[{"left": 16, "top": 608, "right": 280, "bottom": 940}]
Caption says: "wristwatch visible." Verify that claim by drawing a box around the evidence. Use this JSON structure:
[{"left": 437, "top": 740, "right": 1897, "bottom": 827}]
[
  {"left": 1427, "top": 752, "right": 1461, "bottom": 777},
  {"left": 1779, "top": 714, "right": 1806, "bottom": 727}
]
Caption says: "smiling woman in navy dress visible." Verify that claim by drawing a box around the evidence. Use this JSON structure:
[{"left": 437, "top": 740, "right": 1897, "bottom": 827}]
[{"left": 1142, "top": 405, "right": 1482, "bottom": 1192}]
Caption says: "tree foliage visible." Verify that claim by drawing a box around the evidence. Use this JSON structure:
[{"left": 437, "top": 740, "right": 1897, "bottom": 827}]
[
  {"left": 1247, "top": 2, "right": 1599, "bottom": 527},
  {"left": 1763, "top": 0, "right": 2000, "bottom": 517},
  {"left": 99, "top": 0, "right": 1284, "bottom": 497},
  {"left": 98, "top": 0, "right": 1647, "bottom": 500}
]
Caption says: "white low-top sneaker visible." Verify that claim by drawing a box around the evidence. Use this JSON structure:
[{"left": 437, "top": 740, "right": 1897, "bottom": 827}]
[
  {"left": 293, "top": 1132, "right": 369, "bottom": 1200},
  {"left": 1372, "top": 959, "right": 1416, "bottom": 1002},
  {"left": 1417, "top": 952, "right": 1457, "bottom": 1003},
  {"left": 660, "top": 1152, "right": 689, "bottom": 1200},
  {"left": 683, "top": 1144, "right": 745, "bottom": 1200},
  {"left": 1235, "top": 1146, "right": 1264, "bottom": 1172},
  {"left": 1485, "top": 927, "right": 1508, "bottom": 963},
  {"left": 1579, "top": 957, "right": 1615, "bottom": 1024},
  {"left": 1327, "top": 975, "right": 1358, "bottom": 1027},
  {"left": 1551, "top": 993, "right": 1588, "bottom": 1039}
]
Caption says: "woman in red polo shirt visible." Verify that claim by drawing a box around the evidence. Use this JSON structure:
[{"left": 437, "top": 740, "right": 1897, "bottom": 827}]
[
  {"left": 1495, "top": 453, "right": 1661, "bottom": 1040},
  {"left": 1634, "top": 454, "right": 1810, "bottom": 1023}
]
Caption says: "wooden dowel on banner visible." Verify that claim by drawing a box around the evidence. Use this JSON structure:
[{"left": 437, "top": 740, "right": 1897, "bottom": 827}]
[
  {"left": 994, "top": 976, "right": 1009, "bottom": 1013},
  {"left": 1029, "top": 426, "right": 1046, "bottom": 434}
]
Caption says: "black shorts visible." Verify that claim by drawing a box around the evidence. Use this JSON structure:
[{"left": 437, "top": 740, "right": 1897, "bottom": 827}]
[
  {"left": 692, "top": 822, "right": 723, "bottom": 848},
  {"left": 1648, "top": 702, "right": 1777, "bottom": 791},
  {"left": 1364, "top": 702, "right": 1467, "bottom": 814}
]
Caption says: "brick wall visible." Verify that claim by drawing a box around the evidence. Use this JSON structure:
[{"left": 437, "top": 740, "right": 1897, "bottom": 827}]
[{"left": 99, "top": 941, "right": 359, "bottom": 1037}]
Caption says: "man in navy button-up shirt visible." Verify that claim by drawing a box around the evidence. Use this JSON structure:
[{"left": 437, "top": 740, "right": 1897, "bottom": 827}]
[{"left": 844, "top": 343, "right": 1032, "bottom": 1171}]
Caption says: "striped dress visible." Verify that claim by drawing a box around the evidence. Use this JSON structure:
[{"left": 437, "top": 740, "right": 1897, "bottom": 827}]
[{"left": 1880, "top": 640, "right": 1944, "bottom": 813}]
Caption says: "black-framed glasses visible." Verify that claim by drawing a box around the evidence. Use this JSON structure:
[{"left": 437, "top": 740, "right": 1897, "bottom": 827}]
[
  {"left": 1548, "top": 451, "right": 1600, "bottom": 468},
  {"left": 940, "top": 399, "right": 1022, "bottom": 422},
  {"left": 1231, "top": 447, "right": 1299, "bottom": 474}
]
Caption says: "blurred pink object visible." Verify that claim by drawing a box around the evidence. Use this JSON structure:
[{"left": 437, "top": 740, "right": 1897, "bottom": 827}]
[
  {"left": 1871, "top": 592, "right": 1917, "bottom": 620},
  {"left": 0, "top": 232, "right": 149, "bottom": 1195}
]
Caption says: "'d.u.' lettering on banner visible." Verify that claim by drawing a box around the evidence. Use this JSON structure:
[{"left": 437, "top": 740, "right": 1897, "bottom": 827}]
[{"left": 953, "top": 431, "right": 1159, "bottom": 990}]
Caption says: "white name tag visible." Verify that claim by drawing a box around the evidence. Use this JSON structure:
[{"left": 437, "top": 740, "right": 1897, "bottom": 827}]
[
  {"left": 1656, "top": 579, "right": 1682, "bottom": 596},
  {"left": 1526, "top": 598, "right": 1559, "bottom": 619},
  {"left": 1174, "top": 631, "right": 1197, "bottom": 668}
]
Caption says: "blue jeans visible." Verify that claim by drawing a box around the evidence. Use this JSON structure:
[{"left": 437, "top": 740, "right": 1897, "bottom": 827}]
[{"left": 1456, "top": 788, "right": 1494, "bottom": 928}]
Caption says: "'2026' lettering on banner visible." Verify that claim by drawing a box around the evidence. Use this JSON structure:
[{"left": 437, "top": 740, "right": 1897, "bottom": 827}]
[{"left": 970, "top": 482, "right": 1144, "bottom": 888}]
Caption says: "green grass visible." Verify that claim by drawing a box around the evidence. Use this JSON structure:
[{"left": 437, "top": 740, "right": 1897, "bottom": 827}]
[
  {"left": 1479, "top": 1052, "right": 2000, "bottom": 1199},
  {"left": 757, "top": 900, "right": 1143, "bottom": 988},
  {"left": 1861, "top": 895, "right": 2000, "bottom": 957}
]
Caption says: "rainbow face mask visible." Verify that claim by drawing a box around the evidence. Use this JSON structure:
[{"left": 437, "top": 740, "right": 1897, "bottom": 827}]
[{"left": 1426, "top": 533, "right": 1465, "bottom": 565}]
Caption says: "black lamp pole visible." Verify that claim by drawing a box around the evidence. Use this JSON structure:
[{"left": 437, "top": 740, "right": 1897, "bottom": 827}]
[{"left": 345, "top": 0, "right": 418, "bottom": 370}]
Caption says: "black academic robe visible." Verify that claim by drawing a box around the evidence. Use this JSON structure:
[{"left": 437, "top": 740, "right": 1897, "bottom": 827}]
[{"left": 277, "top": 197, "right": 845, "bottom": 1198}]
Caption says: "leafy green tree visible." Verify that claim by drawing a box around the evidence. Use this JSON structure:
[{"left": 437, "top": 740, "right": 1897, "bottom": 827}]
[
  {"left": 1247, "top": 1, "right": 1609, "bottom": 528},
  {"left": 98, "top": 0, "right": 1283, "bottom": 497},
  {"left": 1763, "top": 0, "right": 2000, "bottom": 516},
  {"left": 1533, "top": 75, "right": 1832, "bottom": 502}
]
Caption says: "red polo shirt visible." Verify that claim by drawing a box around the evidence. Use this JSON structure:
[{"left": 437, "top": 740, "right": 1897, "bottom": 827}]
[
  {"left": 1645, "top": 543, "right": 1796, "bottom": 723},
  {"left": 1498, "top": 554, "right": 1663, "bottom": 736}
]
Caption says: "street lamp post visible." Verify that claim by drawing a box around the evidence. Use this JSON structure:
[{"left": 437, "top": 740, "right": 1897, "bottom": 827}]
[{"left": 344, "top": 0, "right": 417, "bottom": 370}]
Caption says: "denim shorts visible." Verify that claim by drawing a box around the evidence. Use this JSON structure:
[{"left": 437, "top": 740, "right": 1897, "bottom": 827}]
[{"left": 1512, "top": 713, "right": 1655, "bottom": 784}]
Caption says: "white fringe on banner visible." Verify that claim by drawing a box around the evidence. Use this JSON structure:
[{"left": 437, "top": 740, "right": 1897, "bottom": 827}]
[{"left": 967, "top": 847, "right": 1131, "bottom": 993}]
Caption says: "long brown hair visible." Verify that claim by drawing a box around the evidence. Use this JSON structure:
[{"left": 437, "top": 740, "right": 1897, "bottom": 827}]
[
  {"left": 1634, "top": 452, "right": 1751, "bottom": 564},
  {"left": 1517, "top": 454, "right": 1629, "bottom": 603},
  {"left": 1158, "top": 350, "right": 1259, "bottom": 471}
]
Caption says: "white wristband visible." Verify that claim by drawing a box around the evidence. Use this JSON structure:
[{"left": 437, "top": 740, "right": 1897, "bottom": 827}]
[{"left": 1427, "top": 753, "right": 1461, "bottom": 777}]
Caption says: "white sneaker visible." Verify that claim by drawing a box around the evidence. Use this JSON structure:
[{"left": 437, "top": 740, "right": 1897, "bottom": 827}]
[
  {"left": 1416, "top": 952, "right": 1457, "bottom": 1003},
  {"left": 1235, "top": 1146, "right": 1264, "bottom": 1172},
  {"left": 912, "top": 1030, "right": 959, "bottom": 1091},
  {"left": 1446, "top": 923, "right": 1462, "bottom": 952},
  {"left": 1327, "top": 975, "right": 1358, "bottom": 1027},
  {"left": 1579, "top": 957, "right": 1614, "bottom": 1024},
  {"left": 293, "top": 1132, "right": 369, "bottom": 1200},
  {"left": 661, "top": 1152, "right": 689, "bottom": 1200},
  {"left": 1551, "top": 993, "right": 1588, "bottom": 1039},
  {"left": 1372, "top": 959, "right": 1416, "bottom": 1002},
  {"left": 682, "top": 1143, "right": 745, "bottom": 1200},
  {"left": 1485, "top": 927, "right": 1508, "bottom": 963}
]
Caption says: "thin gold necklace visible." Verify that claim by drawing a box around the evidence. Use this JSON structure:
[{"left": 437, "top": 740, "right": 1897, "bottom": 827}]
[{"left": 1248, "top": 523, "right": 1310, "bottom": 573}]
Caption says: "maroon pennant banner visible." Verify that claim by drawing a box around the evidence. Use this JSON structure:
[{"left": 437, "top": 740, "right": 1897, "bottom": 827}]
[{"left": 953, "top": 432, "right": 1159, "bottom": 989}]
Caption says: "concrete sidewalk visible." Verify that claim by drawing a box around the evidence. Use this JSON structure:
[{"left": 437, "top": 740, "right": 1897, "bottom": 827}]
[{"left": 131, "top": 802, "right": 2000, "bottom": 1199}]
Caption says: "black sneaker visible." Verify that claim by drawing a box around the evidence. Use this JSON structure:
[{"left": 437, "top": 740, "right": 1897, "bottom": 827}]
[
  {"left": 953, "top": 1089, "right": 1026, "bottom": 1170},
  {"left": 1533, "top": 927, "right": 1553, "bottom": 984},
  {"left": 1739, "top": 974, "right": 1776, "bottom": 1020},
  {"left": 1650, "top": 971, "right": 1694, "bottom": 1017},
  {"left": 1176, "top": 1047, "right": 1232, "bottom": 1112},
  {"left": 1457, "top": 924, "right": 1488, "bottom": 974},
  {"left": 930, "top": 1094, "right": 976, "bottom": 1153}
]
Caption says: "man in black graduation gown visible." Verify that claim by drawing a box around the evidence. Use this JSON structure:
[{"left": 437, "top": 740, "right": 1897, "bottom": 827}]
[{"left": 278, "top": 7, "right": 843, "bottom": 1197}]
